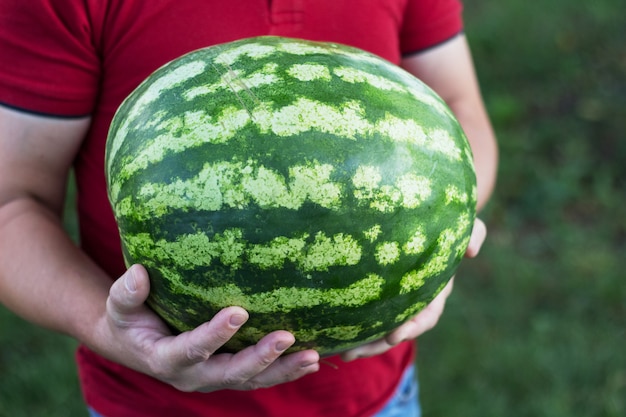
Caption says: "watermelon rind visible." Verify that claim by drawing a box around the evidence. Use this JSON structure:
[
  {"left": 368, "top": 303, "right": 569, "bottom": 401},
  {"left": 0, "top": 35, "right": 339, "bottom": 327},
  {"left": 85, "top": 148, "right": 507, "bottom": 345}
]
[{"left": 105, "top": 36, "right": 477, "bottom": 356}]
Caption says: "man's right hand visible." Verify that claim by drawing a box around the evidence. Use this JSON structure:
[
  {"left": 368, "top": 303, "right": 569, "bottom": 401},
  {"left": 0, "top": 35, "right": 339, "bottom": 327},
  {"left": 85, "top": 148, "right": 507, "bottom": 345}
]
[{"left": 100, "top": 264, "right": 320, "bottom": 392}]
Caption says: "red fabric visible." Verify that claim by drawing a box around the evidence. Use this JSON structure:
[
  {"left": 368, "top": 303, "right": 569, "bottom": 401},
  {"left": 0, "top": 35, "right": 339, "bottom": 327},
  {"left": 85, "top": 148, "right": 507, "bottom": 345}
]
[
  {"left": 0, "top": 1, "right": 462, "bottom": 416},
  {"left": 77, "top": 344, "right": 415, "bottom": 417}
]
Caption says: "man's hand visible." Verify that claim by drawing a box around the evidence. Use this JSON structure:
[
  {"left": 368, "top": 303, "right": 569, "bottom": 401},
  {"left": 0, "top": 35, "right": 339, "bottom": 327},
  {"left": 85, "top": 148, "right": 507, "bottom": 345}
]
[
  {"left": 340, "top": 218, "right": 487, "bottom": 362},
  {"left": 98, "top": 264, "right": 320, "bottom": 392}
]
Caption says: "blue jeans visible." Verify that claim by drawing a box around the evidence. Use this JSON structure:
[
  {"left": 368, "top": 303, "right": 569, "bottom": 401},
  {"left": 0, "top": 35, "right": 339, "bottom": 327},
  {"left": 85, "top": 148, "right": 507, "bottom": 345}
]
[
  {"left": 88, "top": 365, "right": 420, "bottom": 417},
  {"left": 373, "top": 364, "right": 421, "bottom": 417}
]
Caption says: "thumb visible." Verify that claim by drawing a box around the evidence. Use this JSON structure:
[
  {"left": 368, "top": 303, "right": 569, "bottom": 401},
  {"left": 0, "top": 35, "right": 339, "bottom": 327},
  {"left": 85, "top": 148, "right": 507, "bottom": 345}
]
[
  {"left": 465, "top": 218, "right": 487, "bottom": 258},
  {"left": 107, "top": 264, "right": 151, "bottom": 323}
]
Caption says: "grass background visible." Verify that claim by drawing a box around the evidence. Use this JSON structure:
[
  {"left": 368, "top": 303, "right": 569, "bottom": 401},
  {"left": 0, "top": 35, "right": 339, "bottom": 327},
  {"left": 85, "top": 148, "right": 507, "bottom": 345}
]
[{"left": 1, "top": 0, "right": 624, "bottom": 415}]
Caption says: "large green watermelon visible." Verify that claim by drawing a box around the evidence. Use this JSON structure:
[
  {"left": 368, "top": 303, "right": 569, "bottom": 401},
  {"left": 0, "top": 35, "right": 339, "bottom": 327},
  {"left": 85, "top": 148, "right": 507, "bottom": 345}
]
[{"left": 105, "top": 36, "right": 477, "bottom": 356}]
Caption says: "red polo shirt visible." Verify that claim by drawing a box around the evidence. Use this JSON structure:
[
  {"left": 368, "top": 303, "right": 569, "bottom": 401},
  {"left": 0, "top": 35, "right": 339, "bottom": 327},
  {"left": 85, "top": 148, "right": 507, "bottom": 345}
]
[{"left": 0, "top": 1, "right": 463, "bottom": 415}]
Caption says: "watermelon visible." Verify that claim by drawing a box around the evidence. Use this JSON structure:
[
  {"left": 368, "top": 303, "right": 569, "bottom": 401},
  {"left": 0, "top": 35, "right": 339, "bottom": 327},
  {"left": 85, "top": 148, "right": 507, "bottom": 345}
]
[{"left": 105, "top": 36, "right": 477, "bottom": 356}]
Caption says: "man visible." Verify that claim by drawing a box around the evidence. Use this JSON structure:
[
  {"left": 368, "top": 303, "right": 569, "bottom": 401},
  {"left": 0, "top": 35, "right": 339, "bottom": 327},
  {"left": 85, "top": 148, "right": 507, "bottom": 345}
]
[{"left": 0, "top": 1, "right": 497, "bottom": 415}]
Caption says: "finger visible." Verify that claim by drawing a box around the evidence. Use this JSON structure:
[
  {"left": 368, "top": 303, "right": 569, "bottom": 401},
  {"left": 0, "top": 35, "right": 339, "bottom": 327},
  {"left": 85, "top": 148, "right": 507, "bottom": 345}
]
[
  {"left": 388, "top": 278, "right": 454, "bottom": 344},
  {"left": 167, "top": 330, "right": 318, "bottom": 392},
  {"left": 342, "top": 279, "right": 455, "bottom": 362},
  {"left": 241, "top": 348, "right": 320, "bottom": 390},
  {"left": 162, "top": 306, "right": 249, "bottom": 369},
  {"left": 217, "top": 330, "right": 297, "bottom": 387},
  {"left": 216, "top": 335, "right": 320, "bottom": 391},
  {"left": 465, "top": 218, "right": 487, "bottom": 258},
  {"left": 106, "top": 264, "right": 151, "bottom": 326},
  {"left": 340, "top": 338, "right": 393, "bottom": 362}
]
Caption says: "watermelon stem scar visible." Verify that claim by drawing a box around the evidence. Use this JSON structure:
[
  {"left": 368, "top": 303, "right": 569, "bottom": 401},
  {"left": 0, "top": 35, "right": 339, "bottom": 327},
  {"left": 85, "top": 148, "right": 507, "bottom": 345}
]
[{"left": 212, "top": 61, "right": 260, "bottom": 119}]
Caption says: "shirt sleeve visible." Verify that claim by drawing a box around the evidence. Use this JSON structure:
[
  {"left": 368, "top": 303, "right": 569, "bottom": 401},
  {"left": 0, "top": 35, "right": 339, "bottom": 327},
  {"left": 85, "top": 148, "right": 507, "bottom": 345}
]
[
  {"left": 400, "top": 0, "right": 464, "bottom": 56},
  {"left": 0, "top": 1, "right": 100, "bottom": 116}
]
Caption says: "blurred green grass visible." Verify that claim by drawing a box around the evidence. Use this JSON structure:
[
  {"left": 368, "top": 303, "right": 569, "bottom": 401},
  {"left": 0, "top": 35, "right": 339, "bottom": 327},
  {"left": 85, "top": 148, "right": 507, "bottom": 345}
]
[
  {"left": 1, "top": 0, "right": 624, "bottom": 415},
  {"left": 419, "top": 0, "right": 626, "bottom": 415}
]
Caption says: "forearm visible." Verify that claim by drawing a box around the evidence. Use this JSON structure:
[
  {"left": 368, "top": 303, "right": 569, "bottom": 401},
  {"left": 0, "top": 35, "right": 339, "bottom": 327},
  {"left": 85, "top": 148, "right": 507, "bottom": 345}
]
[
  {"left": 447, "top": 98, "right": 498, "bottom": 211},
  {"left": 401, "top": 35, "right": 498, "bottom": 212},
  {"left": 0, "top": 195, "right": 111, "bottom": 345}
]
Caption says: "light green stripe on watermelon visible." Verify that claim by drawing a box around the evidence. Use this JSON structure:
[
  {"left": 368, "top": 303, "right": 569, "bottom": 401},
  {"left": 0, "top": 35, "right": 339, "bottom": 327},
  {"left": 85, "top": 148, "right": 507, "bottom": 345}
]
[
  {"left": 122, "top": 221, "right": 436, "bottom": 277},
  {"left": 123, "top": 229, "right": 363, "bottom": 272},
  {"left": 375, "top": 241, "right": 401, "bottom": 265},
  {"left": 252, "top": 97, "right": 370, "bottom": 139},
  {"left": 352, "top": 166, "right": 432, "bottom": 212},
  {"left": 287, "top": 63, "right": 332, "bottom": 81},
  {"left": 184, "top": 63, "right": 280, "bottom": 100},
  {"left": 114, "top": 161, "right": 434, "bottom": 220},
  {"left": 375, "top": 116, "right": 461, "bottom": 160},
  {"left": 394, "top": 301, "right": 428, "bottom": 323},
  {"left": 110, "top": 105, "right": 251, "bottom": 194},
  {"left": 115, "top": 103, "right": 461, "bottom": 186},
  {"left": 213, "top": 42, "right": 285, "bottom": 66},
  {"left": 289, "top": 324, "right": 370, "bottom": 342},
  {"left": 155, "top": 271, "right": 385, "bottom": 314},
  {"left": 403, "top": 227, "right": 428, "bottom": 255},
  {"left": 444, "top": 184, "right": 470, "bottom": 205},
  {"left": 210, "top": 38, "right": 452, "bottom": 117},
  {"left": 395, "top": 279, "right": 450, "bottom": 323},
  {"left": 106, "top": 61, "right": 207, "bottom": 177},
  {"left": 210, "top": 322, "right": 387, "bottom": 353},
  {"left": 237, "top": 324, "right": 369, "bottom": 345},
  {"left": 333, "top": 66, "right": 407, "bottom": 93},
  {"left": 212, "top": 39, "right": 358, "bottom": 67},
  {"left": 115, "top": 159, "right": 342, "bottom": 219},
  {"left": 399, "top": 212, "right": 472, "bottom": 293},
  {"left": 363, "top": 224, "right": 383, "bottom": 243}
]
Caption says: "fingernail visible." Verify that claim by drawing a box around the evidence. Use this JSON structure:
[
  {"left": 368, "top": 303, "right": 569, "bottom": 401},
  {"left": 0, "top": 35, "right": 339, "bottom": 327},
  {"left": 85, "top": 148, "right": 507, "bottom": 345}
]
[
  {"left": 275, "top": 341, "right": 291, "bottom": 353},
  {"left": 229, "top": 314, "right": 247, "bottom": 327},
  {"left": 125, "top": 268, "right": 137, "bottom": 293},
  {"left": 301, "top": 361, "right": 320, "bottom": 370}
]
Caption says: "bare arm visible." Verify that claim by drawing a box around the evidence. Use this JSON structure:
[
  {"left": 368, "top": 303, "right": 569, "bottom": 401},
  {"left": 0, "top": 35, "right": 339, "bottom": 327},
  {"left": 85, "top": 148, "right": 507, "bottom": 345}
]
[
  {"left": 401, "top": 34, "right": 498, "bottom": 211},
  {"left": 0, "top": 105, "right": 319, "bottom": 391},
  {"left": 0, "top": 106, "right": 107, "bottom": 335}
]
